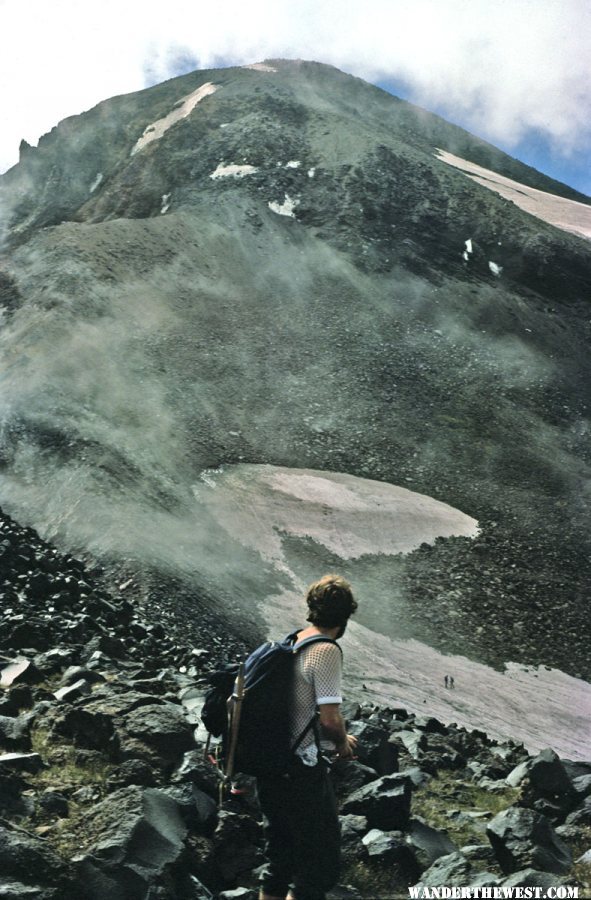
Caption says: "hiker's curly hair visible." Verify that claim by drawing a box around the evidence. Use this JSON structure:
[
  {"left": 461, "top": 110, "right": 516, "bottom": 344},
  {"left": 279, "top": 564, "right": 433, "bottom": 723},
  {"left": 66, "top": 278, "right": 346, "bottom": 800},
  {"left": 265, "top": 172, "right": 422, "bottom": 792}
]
[{"left": 306, "top": 574, "right": 357, "bottom": 628}]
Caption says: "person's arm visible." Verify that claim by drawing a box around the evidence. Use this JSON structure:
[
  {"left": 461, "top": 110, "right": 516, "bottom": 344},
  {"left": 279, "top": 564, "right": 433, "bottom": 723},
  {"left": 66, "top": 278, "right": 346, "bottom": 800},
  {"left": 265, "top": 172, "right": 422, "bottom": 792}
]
[{"left": 318, "top": 703, "right": 358, "bottom": 759}]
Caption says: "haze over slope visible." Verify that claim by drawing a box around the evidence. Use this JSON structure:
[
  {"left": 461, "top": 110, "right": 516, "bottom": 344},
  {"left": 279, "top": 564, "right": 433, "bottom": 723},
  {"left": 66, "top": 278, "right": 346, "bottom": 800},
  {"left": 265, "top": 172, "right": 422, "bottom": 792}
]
[{"left": 0, "top": 60, "right": 590, "bottom": 679}]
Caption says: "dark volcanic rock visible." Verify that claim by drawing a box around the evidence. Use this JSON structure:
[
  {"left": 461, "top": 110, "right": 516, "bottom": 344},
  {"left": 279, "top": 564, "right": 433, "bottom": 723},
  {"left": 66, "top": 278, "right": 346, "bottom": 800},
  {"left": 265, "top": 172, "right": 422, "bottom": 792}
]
[
  {"left": 347, "top": 720, "right": 398, "bottom": 775},
  {"left": 0, "top": 825, "right": 66, "bottom": 886},
  {"left": 341, "top": 773, "right": 412, "bottom": 830},
  {"left": 361, "top": 828, "right": 418, "bottom": 877},
  {"left": 527, "top": 748, "right": 575, "bottom": 800},
  {"left": 501, "top": 868, "right": 572, "bottom": 890},
  {"left": 0, "top": 752, "right": 44, "bottom": 775},
  {"left": 486, "top": 806, "right": 572, "bottom": 874},
  {"left": 332, "top": 759, "right": 379, "bottom": 799},
  {"left": 116, "top": 701, "right": 195, "bottom": 762},
  {"left": 212, "top": 810, "right": 262, "bottom": 883},
  {"left": 413, "top": 851, "right": 472, "bottom": 888},
  {"left": 72, "top": 786, "right": 188, "bottom": 900},
  {"left": 406, "top": 817, "right": 458, "bottom": 870}
]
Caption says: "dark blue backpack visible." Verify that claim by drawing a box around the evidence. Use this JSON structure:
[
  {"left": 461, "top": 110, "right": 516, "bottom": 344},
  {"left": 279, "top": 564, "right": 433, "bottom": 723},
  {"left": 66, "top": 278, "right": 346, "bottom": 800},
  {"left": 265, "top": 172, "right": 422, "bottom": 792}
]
[{"left": 201, "top": 630, "right": 340, "bottom": 777}]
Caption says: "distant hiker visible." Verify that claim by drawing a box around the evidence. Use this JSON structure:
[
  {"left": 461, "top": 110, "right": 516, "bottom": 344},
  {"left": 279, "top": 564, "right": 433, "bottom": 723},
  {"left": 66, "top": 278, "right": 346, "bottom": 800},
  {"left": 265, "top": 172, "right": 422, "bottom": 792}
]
[
  {"left": 444, "top": 675, "right": 449, "bottom": 689},
  {"left": 449, "top": 675, "right": 455, "bottom": 689},
  {"left": 258, "top": 574, "right": 358, "bottom": 900}
]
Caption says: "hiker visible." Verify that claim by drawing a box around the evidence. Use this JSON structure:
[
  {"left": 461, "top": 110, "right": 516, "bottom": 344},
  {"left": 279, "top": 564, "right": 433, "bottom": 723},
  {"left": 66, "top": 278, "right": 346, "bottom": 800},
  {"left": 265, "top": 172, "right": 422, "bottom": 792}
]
[
  {"left": 258, "top": 574, "right": 358, "bottom": 900},
  {"left": 449, "top": 675, "right": 455, "bottom": 689},
  {"left": 444, "top": 675, "right": 449, "bottom": 689}
]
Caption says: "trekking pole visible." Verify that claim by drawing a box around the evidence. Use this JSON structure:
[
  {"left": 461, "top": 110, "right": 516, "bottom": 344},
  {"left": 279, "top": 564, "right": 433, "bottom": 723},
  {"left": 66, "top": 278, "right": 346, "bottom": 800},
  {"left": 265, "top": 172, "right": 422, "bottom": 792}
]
[{"left": 220, "top": 661, "right": 245, "bottom": 805}]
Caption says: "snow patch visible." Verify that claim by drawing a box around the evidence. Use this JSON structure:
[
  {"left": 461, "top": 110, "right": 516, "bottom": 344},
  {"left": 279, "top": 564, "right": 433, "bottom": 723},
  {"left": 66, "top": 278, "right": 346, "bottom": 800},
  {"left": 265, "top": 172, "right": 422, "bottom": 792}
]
[
  {"left": 198, "top": 463, "right": 478, "bottom": 565},
  {"left": 131, "top": 82, "right": 218, "bottom": 156},
  {"left": 160, "top": 194, "right": 171, "bottom": 215},
  {"left": 210, "top": 163, "right": 258, "bottom": 179},
  {"left": 89, "top": 173, "right": 103, "bottom": 194},
  {"left": 243, "top": 63, "right": 278, "bottom": 73},
  {"left": 436, "top": 148, "right": 591, "bottom": 242},
  {"left": 193, "top": 466, "right": 224, "bottom": 495},
  {"left": 285, "top": 160, "right": 301, "bottom": 169},
  {"left": 268, "top": 194, "right": 299, "bottom": 218},
  {"left": 489, "top": 261, "right": 503, "bottom": 276}
]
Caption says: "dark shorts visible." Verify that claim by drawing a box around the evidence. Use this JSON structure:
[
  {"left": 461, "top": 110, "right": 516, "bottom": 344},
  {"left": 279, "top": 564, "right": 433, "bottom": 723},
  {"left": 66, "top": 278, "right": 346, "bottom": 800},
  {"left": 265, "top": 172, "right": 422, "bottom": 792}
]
[{"left": 257, "top": 758, "right": 341, "bottom": 900}]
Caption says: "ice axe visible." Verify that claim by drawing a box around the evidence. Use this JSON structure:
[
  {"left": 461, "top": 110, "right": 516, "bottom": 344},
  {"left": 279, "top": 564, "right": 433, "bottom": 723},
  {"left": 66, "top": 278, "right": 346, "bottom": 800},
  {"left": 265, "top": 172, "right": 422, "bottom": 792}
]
[{"left": 220, "top": 660, "right": 245, "bottom": 804}]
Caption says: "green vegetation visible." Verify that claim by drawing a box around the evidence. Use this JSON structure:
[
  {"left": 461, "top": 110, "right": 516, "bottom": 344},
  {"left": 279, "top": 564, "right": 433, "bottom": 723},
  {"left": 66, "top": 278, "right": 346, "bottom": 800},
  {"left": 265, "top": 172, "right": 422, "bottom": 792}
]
[
  {"left": 29, "top": 727, "right": 115, "bottom": 790},
  {"left": 412, "top": 770, "right": 519, "bottom": 847}
]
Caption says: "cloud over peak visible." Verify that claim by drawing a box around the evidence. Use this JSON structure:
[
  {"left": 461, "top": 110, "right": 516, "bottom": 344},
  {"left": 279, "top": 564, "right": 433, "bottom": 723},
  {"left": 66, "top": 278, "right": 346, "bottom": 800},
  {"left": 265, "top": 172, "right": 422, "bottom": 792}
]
[{"left": 1, "top": 0, "right": 589, "bottom": 184}]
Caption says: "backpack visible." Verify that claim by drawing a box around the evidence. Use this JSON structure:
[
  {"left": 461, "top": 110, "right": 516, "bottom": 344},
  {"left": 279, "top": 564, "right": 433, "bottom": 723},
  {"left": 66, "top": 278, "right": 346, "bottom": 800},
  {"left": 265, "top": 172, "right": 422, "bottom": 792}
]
[{"left": 201, "top": 630, "right": 341, "bottom": 777}]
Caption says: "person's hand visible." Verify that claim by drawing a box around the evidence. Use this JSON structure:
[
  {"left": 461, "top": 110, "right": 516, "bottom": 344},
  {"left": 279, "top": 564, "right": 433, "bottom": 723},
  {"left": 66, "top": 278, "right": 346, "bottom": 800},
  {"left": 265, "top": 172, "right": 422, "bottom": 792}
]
[{"left": 335, "top": 733, "right": 358, "bottom": 760}]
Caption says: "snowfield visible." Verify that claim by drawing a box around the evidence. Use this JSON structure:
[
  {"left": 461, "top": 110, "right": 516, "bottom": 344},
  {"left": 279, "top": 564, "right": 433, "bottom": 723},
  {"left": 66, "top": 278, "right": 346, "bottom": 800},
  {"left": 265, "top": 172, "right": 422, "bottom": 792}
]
[
  {"left": 131, "top": 83, "right": 218, "bottom": 156},
  {"left": 195, "top": 464, "right": 591, "bottom": 760},
  {"left": 436, "top": 149, "right": 591, "bottom": 241}
]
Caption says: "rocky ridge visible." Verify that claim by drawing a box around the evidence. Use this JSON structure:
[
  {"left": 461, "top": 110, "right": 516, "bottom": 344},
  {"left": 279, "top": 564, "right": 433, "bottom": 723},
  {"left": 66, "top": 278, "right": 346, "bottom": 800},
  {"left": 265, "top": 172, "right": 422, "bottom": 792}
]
[{"left": 1, "top": 507, "right": 589, "bottom": 899}]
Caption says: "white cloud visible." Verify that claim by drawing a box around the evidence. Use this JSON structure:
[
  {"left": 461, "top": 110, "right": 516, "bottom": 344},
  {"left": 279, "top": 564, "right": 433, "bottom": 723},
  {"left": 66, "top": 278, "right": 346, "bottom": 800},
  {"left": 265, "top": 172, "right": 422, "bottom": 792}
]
[{"left": 1, "top": 0, "right": 589, "bottom": 179}]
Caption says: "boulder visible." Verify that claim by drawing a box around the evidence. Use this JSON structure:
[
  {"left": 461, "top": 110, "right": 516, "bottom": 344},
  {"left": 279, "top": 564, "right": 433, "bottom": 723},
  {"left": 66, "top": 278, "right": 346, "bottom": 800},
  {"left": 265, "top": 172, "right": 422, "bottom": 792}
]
[
  {"left": 172, "top": 750, "right": 220, "bottom": 797},
  {"left": 0, "top": 826, "right": 65, "bottom": 886},
  {"left": 52, "top": 705, "right": 115, "bottom": 753},
  {"left": 413, "top": 716, "right": 448, "bottom": 735},
  {"left": 38, "top": 791, "right": 69, "bottom": 818},
  {"left": 469, "top": 872, "right": 500, "bottom": 887},
  {"left": 501, "top": 868, "right": 572, "bottom": 890},
  {"left": 332, "top": 759, "right": 379, "bottom": 798},
  {"left": 53, "top": 679, "right": 92, "bottom": 703},
  {"left": 116, "top": 702, "right": 194, "bottom": 761},
  {"left": 0, "top": 753, "right": 44, "bottom": 775},
  {"left": 6, "top": 684, "right": 34, "bottom": 712},
  {"left": 72, "top": 786, "right": 188, "bottom": 900},
  {"left": 6, "top": 622, "right": 52, "bottom": 652},
  {"left": 106, "top": 758, "right": 157, "bottom": 788},
  {"left": 58, "top": 666, "right": 106, "bottom": 687},
  {"left": 572, "top": 774, "right": 591, "bottom": 799},
  {"left": 212, "top": 810, "right": 262, "bottom": 882},
  {"left": 347, "top": 720, "right": 398, "bottom": 775},
  {"left": 0, "top": 770, "right": 35, "bottom": 819},
  {"left": 399, "top": 766, "right": 431, "bottom": 789},
  {"left": 0, "top": 715, "right": 32, "bottom": 751},
  {"left": 406, "top": 817, "right": 457, "bottom": 869},
  {"left": 361, "top": 828, "right": 416, "bottom": 874},
  {"left": 565, "top": 797, "right": 591, "bottom": 826},
  {"left": 393, "top": 729, "right": 428, "bottom": 759},
  {"left": 460, "top": 844, "right": 497, "bottom": 864},
  {"left": 413, "top": 851, "right": 471, "bottom": 887},
  {"left": 527, "top": 748, "right": 574, "bottom": 800},
  {"left": 32, "top": 648, "right": 76, "bottom": 676},
  {"left": 341, "top": 773, "right": 412, "bottom": 830},
  {"left": 506, "top": 759, "right": 532, "bottom": 788},
  {"left": 0, "top": 659, "right": 41, "bottom": 688},
  {"left": 486, "top": 806, "right": 572, "bottom": 874},
  {"left": 339, "top": 814, "right": 368, "bottom": 853},
  {"left": 160, "top": 783, "right": 217, "bottom": 833}
]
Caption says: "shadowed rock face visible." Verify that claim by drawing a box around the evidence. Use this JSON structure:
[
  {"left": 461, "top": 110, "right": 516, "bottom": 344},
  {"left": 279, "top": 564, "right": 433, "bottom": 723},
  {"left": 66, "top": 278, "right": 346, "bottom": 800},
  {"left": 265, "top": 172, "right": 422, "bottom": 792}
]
[{"left": 0, "top": 59, "right": 590, "bottom": 676}]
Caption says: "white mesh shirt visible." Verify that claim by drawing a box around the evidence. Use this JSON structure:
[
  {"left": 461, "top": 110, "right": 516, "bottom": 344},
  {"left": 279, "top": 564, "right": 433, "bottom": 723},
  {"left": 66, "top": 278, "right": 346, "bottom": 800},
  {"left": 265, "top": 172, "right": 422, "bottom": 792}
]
[{"left": 290, "top": 640, "right": 343, "bottom": 766}]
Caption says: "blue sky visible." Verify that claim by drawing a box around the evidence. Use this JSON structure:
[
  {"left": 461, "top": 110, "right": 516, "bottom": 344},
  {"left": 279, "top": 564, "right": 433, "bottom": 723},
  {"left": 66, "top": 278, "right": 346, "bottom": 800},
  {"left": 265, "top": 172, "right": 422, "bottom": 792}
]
[
  {"left": 1, "top": 0, "right": 589, "bottom": 197},
  {"left": 375, "top": 77, "right": 590, "bottom": 197}
]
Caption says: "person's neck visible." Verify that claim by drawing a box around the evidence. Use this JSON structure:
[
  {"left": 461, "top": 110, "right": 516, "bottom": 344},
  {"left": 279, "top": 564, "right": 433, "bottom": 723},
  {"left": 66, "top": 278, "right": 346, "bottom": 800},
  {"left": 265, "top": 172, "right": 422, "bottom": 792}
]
[{"left": 298, "top": 624, "right": 340, "bottom": 640}]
